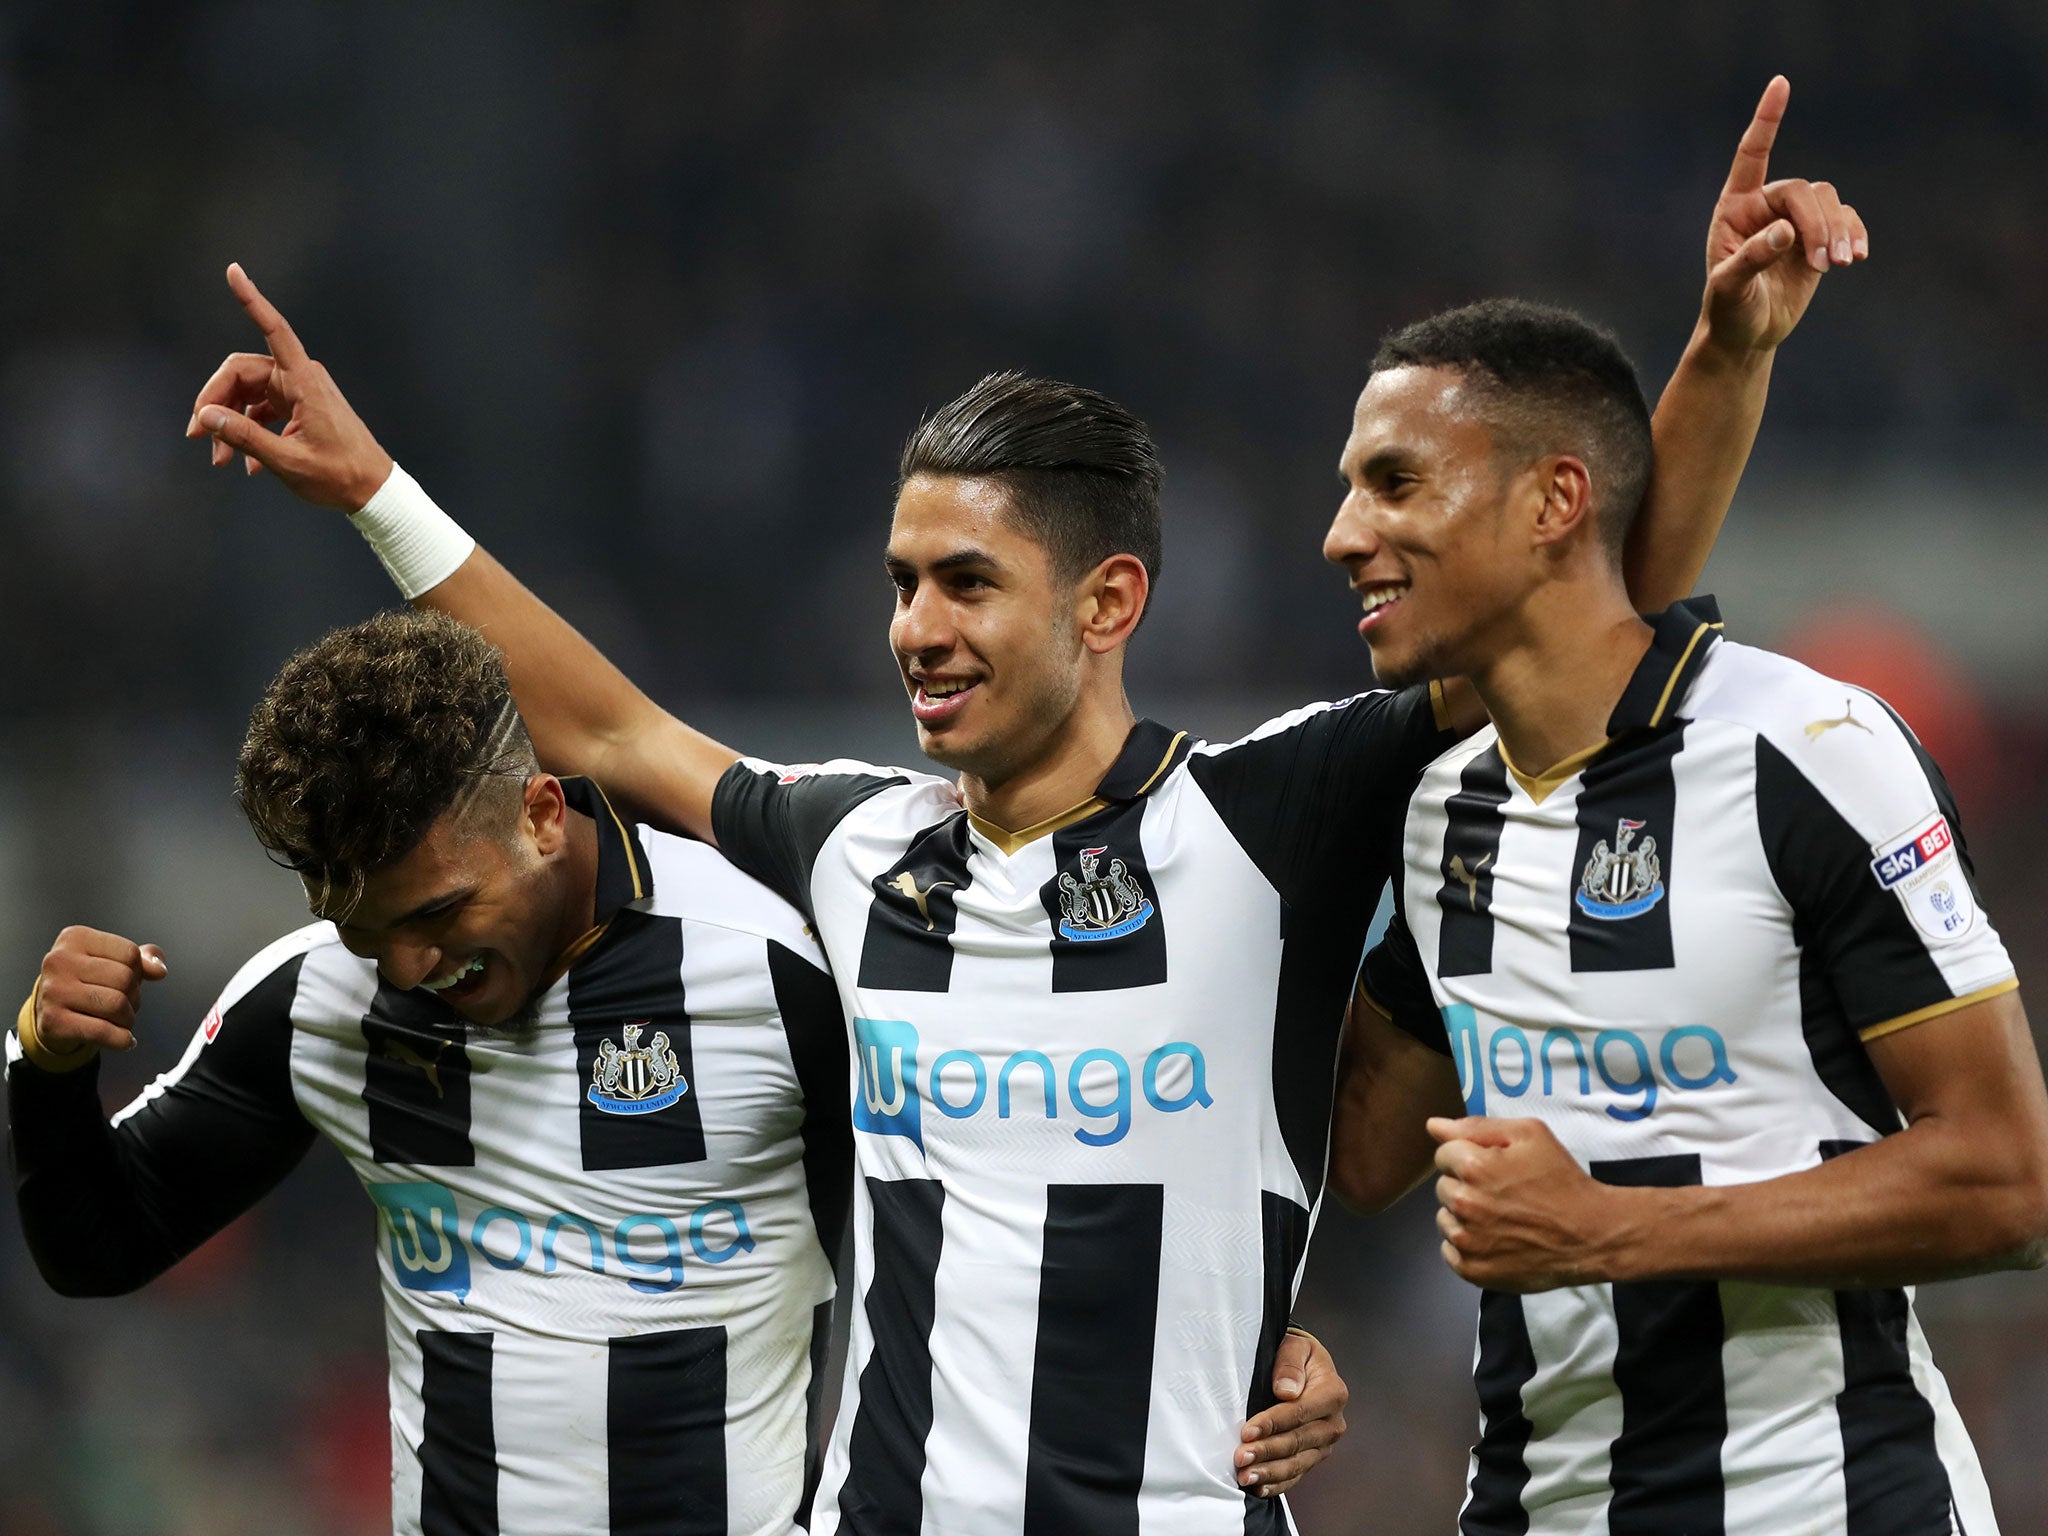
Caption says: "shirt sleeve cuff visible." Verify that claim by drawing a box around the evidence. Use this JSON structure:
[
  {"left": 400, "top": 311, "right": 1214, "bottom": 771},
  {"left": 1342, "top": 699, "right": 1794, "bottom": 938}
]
[{"left": 1858, "top": 975, "right": 2020, "bottom": 1044}]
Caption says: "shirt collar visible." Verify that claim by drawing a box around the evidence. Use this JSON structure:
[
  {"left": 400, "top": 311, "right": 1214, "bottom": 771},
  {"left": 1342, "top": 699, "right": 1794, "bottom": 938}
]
[
  {"left": 1094, "top": 718, "right": 1192, "bottom": 802},
  {"left": 963, "top": 719, "right": 1189, "bottom": 856},
  {"left": 558, "top": 776, "right": 653, "bottom": 923},
  {"left": 1605, "top": 594, "right": 1725, "bottom": 739}
]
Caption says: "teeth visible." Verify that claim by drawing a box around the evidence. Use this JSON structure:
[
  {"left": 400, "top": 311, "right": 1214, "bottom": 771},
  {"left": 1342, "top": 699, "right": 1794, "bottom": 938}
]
[
  {"left": 922, "top": 680, "right": 976, "bottom": 698},
  {"left": 1361, "top": 588, "right": 1406, "bottom": 614},
  {"left": 422, "top": 956, "right": 484, "bottom": 992}
]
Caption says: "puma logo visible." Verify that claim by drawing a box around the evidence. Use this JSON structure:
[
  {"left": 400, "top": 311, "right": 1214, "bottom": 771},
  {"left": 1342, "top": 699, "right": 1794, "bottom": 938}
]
[
  {"left": 383, "top": 1037, "right": 446, "bottom": 1099},
  {"left": 1805, "top": 699, "right": 1872, "bottom": 741},
  {"left": 1449, "top": 852, "right": 1493, "bottom": 910},
  {"left": 887, "top": 871, "right": 957, "bottom": 931}
]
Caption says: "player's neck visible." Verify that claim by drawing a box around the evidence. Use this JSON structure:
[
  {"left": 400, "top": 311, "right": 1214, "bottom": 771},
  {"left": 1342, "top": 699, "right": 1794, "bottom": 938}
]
[
  {"left": 548, "top": 807, "right": 603, "bottom": 956},
  {"left": 959, "top": 685, "right": 1138, "bottom": 833},
  {"left": 1471, "top": 577, "right": 1653, "bottom": 780}
]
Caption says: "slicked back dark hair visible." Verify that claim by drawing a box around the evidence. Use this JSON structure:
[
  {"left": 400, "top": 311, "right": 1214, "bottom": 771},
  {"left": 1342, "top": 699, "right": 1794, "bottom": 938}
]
[
  {"left": 898, "top": 371, "right": 1165, "bottom": 591},
  {"left": 236, "top": 609, "right": 539, "bottom": 918},
  {"left": 1372, "top": 298, "right": 1653, "bottom": 560}
]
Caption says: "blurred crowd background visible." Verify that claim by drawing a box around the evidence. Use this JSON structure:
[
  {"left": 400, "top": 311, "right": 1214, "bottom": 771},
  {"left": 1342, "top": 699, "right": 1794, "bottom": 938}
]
[{"left": 4, "top": 3, "right": 2046, "bottom": 1532}]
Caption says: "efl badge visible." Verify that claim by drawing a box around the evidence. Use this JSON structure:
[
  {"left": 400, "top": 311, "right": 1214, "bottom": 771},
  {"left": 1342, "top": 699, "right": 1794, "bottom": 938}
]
[
  {"left": 1575, "top": 817, "right": 1666, "bottom": 921},
  {"left": 1871, "top": 813, "right": 1976, "bottom": 942},
  {"left": 1056, "top": 845, "right": 1155, "bottom": 942},
  {"left": 588, "top": 1021, "right": 690, "bottom": 1116}
]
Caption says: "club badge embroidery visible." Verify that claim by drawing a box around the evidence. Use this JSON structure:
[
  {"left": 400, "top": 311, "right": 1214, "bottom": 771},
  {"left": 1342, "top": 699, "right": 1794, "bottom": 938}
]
[
  {"left": 1057, "top": 844, "right": 1155, "bottom": 942},
  {"left": 1575, "top": 817, "right": 1666, "bottom": 921},
  {"left": 588, "top": 1021, "right": 689, "bottom": 1116}
]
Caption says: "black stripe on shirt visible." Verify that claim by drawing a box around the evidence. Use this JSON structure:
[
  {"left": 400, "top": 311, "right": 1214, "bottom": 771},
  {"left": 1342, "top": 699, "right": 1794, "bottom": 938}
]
[
  {"left": 417, "top": 1329, "right": 497, "bottom": 1536},
  {"left": 859, "top": 812, "right": 974, "bottom": 994},
  {"left": 1041, "top": 799, "right": 1169, "bottom": 993},
  {"left": 1591, "top": 1152, "right": 1726, "bottom": 1536},
  {"left": 838, "top": 1176, "right": 945, "bottom": 1536},
  {"left": 568, "top": 909, "right": 707, "bottom": 1172},
  {"left": 1755, "top": 736, "right": 1946, "bottom": 1133},
  {"left": 712, "top": 762, "right": 909, "bottom": 923},
  {"left": 1567, "top": 727, "right": 1684, "bottom": 974},
  {"left": 1436, "top": 748, "right": 1511, "bottom": 978},
  {"left": 800, "top": 1297, "right": 835, "bottom": 1531},
  {"left": 1821, "top": 1139, "right": 1953, "bottom": 1535},
  {"left": 608, "top": 1326, "right": 729, "bottom": 1536},
  {"left": 771, "top": 939, "right": 854, "bottom": 1268},
  {"left": 1244, "top": 1191, "right": 1311, "bottom": 1535},
  {"left": 1462, "top": 1289, "right": 1537, "bottom": 1536},
  {"left": 1024, "top": 1182, "right": 1165, "bottom": 1536},
  {"left": 1269, "top": 889, "right": 1368, "bottom": 1205},
  {"left": 363, "top": 983, "right": 475, "bottom": 1166}
]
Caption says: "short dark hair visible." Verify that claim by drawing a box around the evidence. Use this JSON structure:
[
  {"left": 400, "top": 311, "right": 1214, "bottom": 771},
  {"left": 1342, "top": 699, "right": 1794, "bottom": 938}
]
[
  {"left": 898, "top": 371, "right": 1165, "bottom": 587},
  {"left": 236, "top": 609, "right": 539, "bottom": 917},
  {"left": 1372, "top": 299, "right": 1652, "bottom": 559}
]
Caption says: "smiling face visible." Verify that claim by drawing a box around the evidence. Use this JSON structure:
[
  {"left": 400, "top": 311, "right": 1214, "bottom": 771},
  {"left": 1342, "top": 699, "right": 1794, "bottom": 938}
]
[
  {"left": 325, "top": 775, "right": 580, "bottom": 1030},
  {"left": 1324, "top": 365, "right": 1546, "bottom": 688},
  {"left": 885, "top": 473, "right": 1102, "bottom": 785}
]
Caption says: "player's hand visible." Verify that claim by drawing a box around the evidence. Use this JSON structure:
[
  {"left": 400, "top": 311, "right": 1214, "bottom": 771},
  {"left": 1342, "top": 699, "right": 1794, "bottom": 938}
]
[
  {"left": 1428, "top": 1116, "right": 1620, "bottom": 1292},
  {"left": 1235, "top": 1328, "right": 1349, "bottom": 1497},
  {"left": 1699, "top": 75, "right": 1868, "bottom": 357},
  {"left": 32, "top": 927, "right": 169, "bottom": 1056},
  {"left": 186, "top": 263, "right": 395, "bottom": 512}
]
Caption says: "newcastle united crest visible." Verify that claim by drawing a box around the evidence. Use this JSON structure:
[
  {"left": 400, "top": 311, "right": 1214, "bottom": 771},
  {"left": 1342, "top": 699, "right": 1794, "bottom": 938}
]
[
  {"left": 588, "top": 1021, "right": 690, "bottom": 1116},
  {"left": 1575, "top": 817, "right": 1666, "bottom": 921},
  {"left": 1057, "top": 844, "right": 1155, "bottom": 942}
]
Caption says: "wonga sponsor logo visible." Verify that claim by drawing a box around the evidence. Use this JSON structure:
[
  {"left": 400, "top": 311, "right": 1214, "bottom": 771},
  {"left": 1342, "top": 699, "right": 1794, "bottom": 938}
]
[
  {"left": 1444, "top": 1003, "right": 1736, "bottom": 1123},
  {"left": 369, "top": 1181, "right": 471, "bottom": 1299},
  {"left": 854, "top": 1015, "right": 923, "bottom": 1149},
  {"left": 365, "top": 1181, "right": 755, "bottom": 1300},
  {"left": 853, "top": 1016, "right": 1213, "bottom": 1149}
]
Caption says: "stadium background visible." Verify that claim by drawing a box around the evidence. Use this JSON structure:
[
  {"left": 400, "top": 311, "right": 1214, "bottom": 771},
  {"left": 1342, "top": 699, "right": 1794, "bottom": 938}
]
[{"left": 3, "top": 3, "right": 2046, "bottom": 1531}]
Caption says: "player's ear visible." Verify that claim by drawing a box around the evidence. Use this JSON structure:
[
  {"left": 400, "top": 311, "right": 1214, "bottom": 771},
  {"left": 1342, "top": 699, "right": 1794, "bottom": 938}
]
[
  {"left": 523, "top": 773, "right": 569, "bottom": 856},
  {"left": 1078, "top": 553, "right": 1149, "bottom": 655},
  {"left": 1528, "top": 455, "right": 1597, "bottom": 552}
]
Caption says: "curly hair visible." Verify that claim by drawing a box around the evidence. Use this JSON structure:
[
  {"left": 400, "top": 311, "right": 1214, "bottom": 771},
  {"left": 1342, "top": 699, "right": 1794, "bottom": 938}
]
[{"left": 236, "top": 609, "right": 539, "bottom": 918}]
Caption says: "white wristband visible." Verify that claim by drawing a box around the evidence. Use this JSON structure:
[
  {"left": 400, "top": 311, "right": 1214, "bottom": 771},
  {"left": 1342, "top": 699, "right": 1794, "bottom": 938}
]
[{"left": 348, "top": 463, "right": 477, "bottom": 599}]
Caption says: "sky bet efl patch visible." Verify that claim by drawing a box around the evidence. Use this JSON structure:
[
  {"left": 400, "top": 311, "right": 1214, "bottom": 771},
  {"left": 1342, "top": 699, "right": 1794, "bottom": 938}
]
[{"left": 1871, "top": 812, "right": 1977, "bottom": 943}]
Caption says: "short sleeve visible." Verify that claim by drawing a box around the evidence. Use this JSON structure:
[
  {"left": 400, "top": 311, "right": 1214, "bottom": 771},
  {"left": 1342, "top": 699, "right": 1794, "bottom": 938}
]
[
  {"left": 711, "top": 758, "right": 910, "bottom": 919},
  {"left": 1755, "top": 701, "right": 2016, "bottom": 1042},
  {"left": 1183, "top": 684, "right": 1450, "bottom": 911},
  {"left": 1358, "top": 906, "right": 1449, "bottom": 1055}
]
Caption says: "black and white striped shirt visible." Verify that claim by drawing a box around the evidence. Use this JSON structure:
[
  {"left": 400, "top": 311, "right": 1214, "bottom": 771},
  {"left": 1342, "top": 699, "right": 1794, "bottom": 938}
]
[
  {"left": 1364, "top": 598, "right": 2017, "bottom": 1536},
  {"left": 9, "top": 778, "right": 850, "bottom": 1536},
  {"left": 712, "top": 696, "right": 1450, "bottom": 1536}
]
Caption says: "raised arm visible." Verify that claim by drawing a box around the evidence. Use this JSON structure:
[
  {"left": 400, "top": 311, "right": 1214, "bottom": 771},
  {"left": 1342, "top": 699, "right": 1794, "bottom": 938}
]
[
  {"left": 187, "top": 266, "right": 736, "bottom": 840},
  {"left": 1628, "top": 74, "right": 1868, "bottom": 611}
]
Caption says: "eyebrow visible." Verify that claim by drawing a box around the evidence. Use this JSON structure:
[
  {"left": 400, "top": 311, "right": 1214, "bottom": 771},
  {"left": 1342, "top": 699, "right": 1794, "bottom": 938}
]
[
  {"left": 1340, "top": 448, "right": 1415, "bottom": 484},
  {"left": 349, "top": 887, "right": 474, "bottom": 932},
  {"left": 883, "top": 547, "right": 1001, "bottom": 574}
]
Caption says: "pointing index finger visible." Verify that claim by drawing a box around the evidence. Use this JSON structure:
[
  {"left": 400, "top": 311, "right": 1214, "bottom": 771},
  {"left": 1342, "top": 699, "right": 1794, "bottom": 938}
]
[
  {"left": 1723, "top": 75, "right": 1790, "bottom": 198},
  {"left": 226, "top": 262, "right": 309, "bottom": 367}
]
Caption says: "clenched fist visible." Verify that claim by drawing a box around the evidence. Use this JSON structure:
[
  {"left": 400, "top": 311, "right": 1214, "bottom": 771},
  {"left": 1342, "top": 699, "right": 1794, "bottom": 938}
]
[{"left": 27, "top": 926, "right": 170, "bottom": 1061}]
